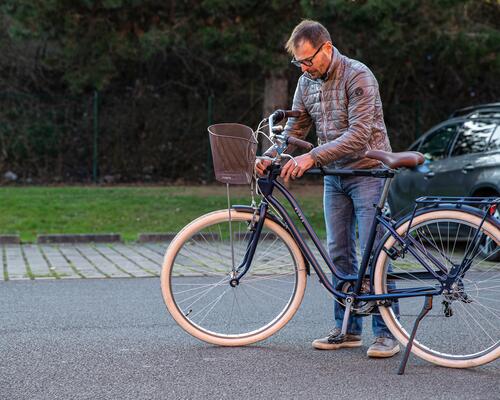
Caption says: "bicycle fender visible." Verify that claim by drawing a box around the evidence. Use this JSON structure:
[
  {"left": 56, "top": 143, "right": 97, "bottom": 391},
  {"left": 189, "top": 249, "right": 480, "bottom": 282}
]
[
  {"left": 395, "top": 203, "right": 499, "bottom": 230},
  {"left": 232, "top": 205, "right": 285, "bottom": 227}
]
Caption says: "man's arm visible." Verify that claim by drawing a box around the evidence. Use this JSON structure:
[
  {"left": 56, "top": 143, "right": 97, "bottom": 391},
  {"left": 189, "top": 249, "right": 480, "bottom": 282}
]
[
  {"left": 310, "top": 69, "right": 379, "bottom": 166},
  {"left": 278, "top": 81, "right": 317, "bottom": 181},
  {"left": 283, "top": 79, "right": 313, "bottom": 141}
]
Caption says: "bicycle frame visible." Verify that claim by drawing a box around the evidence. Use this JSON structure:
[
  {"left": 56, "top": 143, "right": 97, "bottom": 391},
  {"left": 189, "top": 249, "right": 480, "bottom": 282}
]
[
  {"left": 233, "top": 164, "right": 464, "bottom": 304},
  {"left": 161, "top": 112, "right": 500, "bottom": 372}
]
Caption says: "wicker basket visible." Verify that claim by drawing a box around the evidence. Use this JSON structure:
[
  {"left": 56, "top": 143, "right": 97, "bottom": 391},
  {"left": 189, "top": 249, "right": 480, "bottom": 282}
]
[{"left": 208, "top": 123, "right": 257, "bottom": 185}]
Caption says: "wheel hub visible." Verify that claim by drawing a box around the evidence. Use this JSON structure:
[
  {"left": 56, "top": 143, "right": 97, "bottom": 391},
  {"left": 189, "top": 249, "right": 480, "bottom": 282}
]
[
  {"left": 229, "top": 278, "right": 240, "bottom": 287},
  {"left": 443, "top": 279, "right": 471, "bottom": 302}
]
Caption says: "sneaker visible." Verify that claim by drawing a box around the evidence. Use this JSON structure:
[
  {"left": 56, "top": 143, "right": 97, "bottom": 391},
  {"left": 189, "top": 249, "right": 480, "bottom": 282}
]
[
  {"left": 366, "top": 337, "right": 401, "bottom": 358},
  {"left": 312, "top": 328, "right": 362, "bottom": 350}
]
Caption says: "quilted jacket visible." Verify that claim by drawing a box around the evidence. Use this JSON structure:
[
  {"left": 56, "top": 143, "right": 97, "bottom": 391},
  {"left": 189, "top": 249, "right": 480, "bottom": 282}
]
[{"left": 284, "top": 46, "right": 391, "bottom": 169}]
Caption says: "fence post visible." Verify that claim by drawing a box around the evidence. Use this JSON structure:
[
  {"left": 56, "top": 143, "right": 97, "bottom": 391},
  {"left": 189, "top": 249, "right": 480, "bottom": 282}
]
[
  {"left": 92, "top": 90, "right": 99, "bottom": 183},
  {"left": 414, "top": 99, "right": 421, "bottom": 140},
  {"left": 206, "top": 94, "right": 214, "bottom": 182}
]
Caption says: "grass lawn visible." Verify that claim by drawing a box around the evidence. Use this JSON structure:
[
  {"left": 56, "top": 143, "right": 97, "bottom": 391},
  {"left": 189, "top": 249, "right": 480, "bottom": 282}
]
[{"left": 0, "top": 184, "right": 326, "bottom": 242}]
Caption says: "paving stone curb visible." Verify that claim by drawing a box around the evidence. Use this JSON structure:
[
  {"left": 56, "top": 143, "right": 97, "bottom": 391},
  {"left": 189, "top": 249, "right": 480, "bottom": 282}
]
[
  {"left": 137, "top": 233, "right": 177, "bottom": 242},
  {"left": 137, "top": 232, "right": 233, "bottom": 242},
  {"left": 0, "top": 235, "right": 21, "bottom": 244},
  {"left": 3, "top": 231, "right": 315, "bottom": 245},
  {"left": 37, "top": 234, "right": 122, "bottom": 244}
]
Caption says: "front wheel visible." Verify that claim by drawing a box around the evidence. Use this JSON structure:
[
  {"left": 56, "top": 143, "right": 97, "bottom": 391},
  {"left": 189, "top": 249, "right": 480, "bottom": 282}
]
[
  {"left": 161, "top": 209, "right": 307, "bottom": 346},
  {"left": 374, "top": 208, "right": 500, "bottom": 368}
]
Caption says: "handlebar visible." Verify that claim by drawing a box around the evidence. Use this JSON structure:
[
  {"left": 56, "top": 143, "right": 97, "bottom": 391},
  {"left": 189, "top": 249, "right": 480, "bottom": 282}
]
[
  {"left": 266, "top": 109, "right": 313, "bottom": 159},
  {"left": 258, "top": 108, "right": 397, "bottom": 181},
  {"left": 306, "top": 168, "right": 394, "bottom": 178},
  {"left": 258, "top": 163, "right": 394, "bottom": 179},
  {"left": 269, "top": 109, "right": 301, "bottom": 124},
  {"left": 286, "top": 136, "right": 314, "bottom": 151}
]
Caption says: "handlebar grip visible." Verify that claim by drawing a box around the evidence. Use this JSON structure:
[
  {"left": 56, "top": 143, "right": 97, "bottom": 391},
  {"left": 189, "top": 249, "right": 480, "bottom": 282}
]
[
  {"left": 306, "top": 168, "right": 323, "bottom": 175},
  {"left": 284, "top": 109, "right": 301, "bottom": 118},
  {"left": 286, "top": 136, "right": 314, "bottom": 151},
  {"left": 270, "top": 109, "right": 301, "bottom": 123}
]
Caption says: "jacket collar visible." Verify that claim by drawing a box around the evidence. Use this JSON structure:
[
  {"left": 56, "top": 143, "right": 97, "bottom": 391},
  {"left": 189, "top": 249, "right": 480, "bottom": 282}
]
[{"left": 325, "top": 46, "right": 343, "bottom": 81}]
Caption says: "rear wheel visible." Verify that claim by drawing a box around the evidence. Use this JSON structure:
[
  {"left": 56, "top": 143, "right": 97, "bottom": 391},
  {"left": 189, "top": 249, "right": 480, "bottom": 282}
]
[
  {"left": 374, "top": 209, "right": 500, "bottom": 367},
  {"left": 161, "top": 210, "right": 307, "bottom": 346}
]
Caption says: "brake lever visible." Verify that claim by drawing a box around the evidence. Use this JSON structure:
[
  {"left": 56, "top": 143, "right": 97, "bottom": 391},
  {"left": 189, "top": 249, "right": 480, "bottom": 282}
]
[{"left": 281, "top": 153, "right": 298, "bottom": 167}]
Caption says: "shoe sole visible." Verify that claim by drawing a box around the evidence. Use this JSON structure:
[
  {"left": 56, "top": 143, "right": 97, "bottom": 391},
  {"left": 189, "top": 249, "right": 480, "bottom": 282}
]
[
  {"left": 312, "top": 340, "right": 363, "bottom": 350},
  {"left": 367, "top": 345, "right": 401, "bottom": 358}
]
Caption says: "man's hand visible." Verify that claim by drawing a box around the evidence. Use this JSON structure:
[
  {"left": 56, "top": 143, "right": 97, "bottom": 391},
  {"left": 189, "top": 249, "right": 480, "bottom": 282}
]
[
  {"left": 280, "top": 153, "right": 315, "bottom": 182},
  {"left": 255, "top": 158, "right": 272, "bottom": 177}
]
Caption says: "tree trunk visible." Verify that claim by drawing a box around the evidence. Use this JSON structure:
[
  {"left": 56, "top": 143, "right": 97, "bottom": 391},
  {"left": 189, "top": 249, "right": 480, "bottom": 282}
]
[{"left": 261, "top": 72, "right": 288, "bottom": 152}]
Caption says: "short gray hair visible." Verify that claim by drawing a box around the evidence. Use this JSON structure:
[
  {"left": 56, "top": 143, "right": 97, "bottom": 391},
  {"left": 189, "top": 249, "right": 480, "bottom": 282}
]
[{"left": 285, "top": 20, "right": 331, "bottom": 54}]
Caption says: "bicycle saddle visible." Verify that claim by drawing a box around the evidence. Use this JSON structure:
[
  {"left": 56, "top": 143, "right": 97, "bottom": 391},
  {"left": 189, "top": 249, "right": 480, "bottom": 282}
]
[{"left": 365, "top": 150, "right": 425, "bottom": 169}]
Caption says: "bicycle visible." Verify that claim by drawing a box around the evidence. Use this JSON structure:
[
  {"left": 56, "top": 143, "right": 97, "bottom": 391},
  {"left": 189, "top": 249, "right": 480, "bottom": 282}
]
[{"left": 160, "top": 110, "right": 500, "bottom": 372}]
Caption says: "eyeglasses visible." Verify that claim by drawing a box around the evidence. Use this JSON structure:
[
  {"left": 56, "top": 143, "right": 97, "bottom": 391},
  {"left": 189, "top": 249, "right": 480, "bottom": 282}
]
[{"left": 291, "top": 42, "right": 326, "bottom": 68}]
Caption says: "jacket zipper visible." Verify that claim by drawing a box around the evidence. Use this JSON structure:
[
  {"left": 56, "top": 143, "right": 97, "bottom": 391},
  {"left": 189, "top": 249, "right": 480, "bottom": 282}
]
[{"left": 319, "top": 86, "right": 327, "bottom": 143}]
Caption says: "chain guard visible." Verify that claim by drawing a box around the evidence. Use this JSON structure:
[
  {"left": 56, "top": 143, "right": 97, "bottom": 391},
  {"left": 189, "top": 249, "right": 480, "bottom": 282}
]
[{"left": 339, "top": 281, "right": 377, "bottom": 315}]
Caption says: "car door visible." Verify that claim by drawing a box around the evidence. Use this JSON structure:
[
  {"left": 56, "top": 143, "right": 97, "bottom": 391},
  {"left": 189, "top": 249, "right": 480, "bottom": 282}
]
[
  {"left": 388, "top": 122, "right": 460, "bottom": 215},
  {"left": 413, "top": 122, "right": 465, "bottom": 197},
  {"left": 420, "top": 120, "right": 481, "bottom": 197}
]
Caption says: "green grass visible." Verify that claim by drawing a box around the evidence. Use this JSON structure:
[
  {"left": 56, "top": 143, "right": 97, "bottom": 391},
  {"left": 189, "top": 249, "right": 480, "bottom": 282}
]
[{"left": 0, "top": 185, "right": 326, "bottom": 242}]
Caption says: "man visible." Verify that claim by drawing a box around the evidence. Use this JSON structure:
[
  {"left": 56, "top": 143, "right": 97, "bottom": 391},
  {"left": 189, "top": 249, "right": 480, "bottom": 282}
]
[{"left": 255, "top": 20, "right": 400, "bottom": 358}]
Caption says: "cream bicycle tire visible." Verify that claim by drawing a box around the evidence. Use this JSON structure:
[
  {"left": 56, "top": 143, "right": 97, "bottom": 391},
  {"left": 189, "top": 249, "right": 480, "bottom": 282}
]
[
  {"left": 161, "top": 210, "right": 307, "bottom": 346},
  {"left": 374, "top": 209, "right": 500, "bottom": 367}
]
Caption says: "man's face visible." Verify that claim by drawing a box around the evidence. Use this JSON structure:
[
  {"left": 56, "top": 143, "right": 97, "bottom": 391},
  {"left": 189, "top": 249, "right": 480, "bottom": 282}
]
[{"left": 292, "top": 40, "right": 332, "bottom": 79}]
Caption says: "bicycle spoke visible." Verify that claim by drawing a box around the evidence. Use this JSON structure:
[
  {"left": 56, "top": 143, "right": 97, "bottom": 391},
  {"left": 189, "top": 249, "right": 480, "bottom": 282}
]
[
  {"left": 180, "top": 275, "right": 229, "bottom": 308},
  {"left": 244, "top": 281, "right": 291, "bottom": 302},
  {"left": 227, "top": 289, "right": 236, "bottom": 333},
  {"left": 192, "top": 288, "right": 230, "bottom": 323},
  {"left": 454, "top": 301, "right": 496, "bottom": 344},
  {"left": 173, "top": 281, "right": 228, "bottom": 295}
]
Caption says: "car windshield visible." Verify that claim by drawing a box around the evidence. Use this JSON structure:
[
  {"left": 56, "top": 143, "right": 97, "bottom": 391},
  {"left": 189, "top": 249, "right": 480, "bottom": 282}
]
[
  {"left": 451, "top": 120, "right": 496, "bottom": 156},
  {"left": 469, "top": 110, "right": 500, "bottom": 119},
  {"left": 488, "top": 125, "right": 500, "bottom": 151}
]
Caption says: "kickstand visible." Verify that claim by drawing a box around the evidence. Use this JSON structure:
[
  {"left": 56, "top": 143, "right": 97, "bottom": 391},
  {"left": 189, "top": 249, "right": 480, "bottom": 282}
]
[{"left": 397, "top": 295, "right": 433, "bottom": 375}]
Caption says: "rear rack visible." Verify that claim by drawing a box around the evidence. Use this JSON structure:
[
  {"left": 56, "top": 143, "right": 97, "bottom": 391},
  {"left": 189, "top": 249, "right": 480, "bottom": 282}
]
[
  {"left": 404, "top": 196, "right": 499, "bottom": 239},
  {"left": 415, "top": 196, "right": 500, "bottom": 206}
]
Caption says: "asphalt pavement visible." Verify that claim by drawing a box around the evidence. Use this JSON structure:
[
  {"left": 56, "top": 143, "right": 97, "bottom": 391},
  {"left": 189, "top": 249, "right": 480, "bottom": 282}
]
[{"left": 1, "top": 278, "right": 498, "bottom": 400}]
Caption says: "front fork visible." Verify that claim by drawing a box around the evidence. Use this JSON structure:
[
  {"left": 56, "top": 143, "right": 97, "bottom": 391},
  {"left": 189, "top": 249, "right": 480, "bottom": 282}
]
[
  {"left": 230, "top": 164, "right": 282, "bottom": 286},
  {"left": 229, "top": 201, "right": 269, "bottom": 287}
]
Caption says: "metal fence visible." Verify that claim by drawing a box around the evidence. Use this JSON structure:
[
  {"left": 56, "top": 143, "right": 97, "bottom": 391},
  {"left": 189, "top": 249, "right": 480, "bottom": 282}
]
[
  {"left": 0, "top": 91, "right": 97, "bottom": 182},
  {"left": 0, "top": 89, "right": 454, "bottom": 183}
]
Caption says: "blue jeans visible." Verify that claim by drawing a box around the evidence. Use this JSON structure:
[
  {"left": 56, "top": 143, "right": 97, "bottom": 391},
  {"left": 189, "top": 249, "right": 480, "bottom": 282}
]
[{"left": 324, "top": 174, "right": 397, "bottom": 338}]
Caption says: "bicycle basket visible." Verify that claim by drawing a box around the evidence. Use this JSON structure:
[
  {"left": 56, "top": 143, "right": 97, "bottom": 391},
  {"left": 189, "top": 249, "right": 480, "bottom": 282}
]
[{"left": 208, "top": 123, "right": 257, "bottom": 185}]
